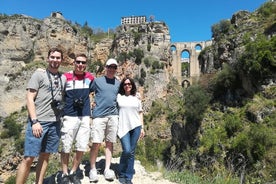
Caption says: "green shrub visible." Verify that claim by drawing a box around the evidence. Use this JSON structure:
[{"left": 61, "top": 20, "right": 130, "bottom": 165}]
[
  {"left": 117, "top": 52, "right": 131, "bottom": 63},
  {"left": 232, "top": 124, "right": 276, "bottom": 164},
  {"left": 224, "top": 114, "right": 243, "bottom": 137},
  {"left": 183, "top": 85, "right": 210, "bottom": 123},
  {"left": 2, "top": 116, "right": 22, "bottom": 139},
  {"left": 87, "top": 60, "right": 104, "bottom": 74},
  {"left": 140, "top": 68, "right": 146, "bottom": 78},
  {"left": 211, "top": 19, "right": 232, "bottom": 38},
  {"left": 257, "top": 1, "right": 276, "bottom": 18},
  {"left": 144, "top": 100, "right": 166, "bottom": 122},
  {"left": 132, "top": 48, "right": 144, "bottom": 65},
  {"left": 152, "top": 60, "right": 160, "bottom": 69},
  {"left": 147, "top": 44, "right": 151, "bottom": 51},
  {"left": 132, "top": 31, "right": 141, "bottom": 46},
  {"left": 199, "top": 124, "right": 228, "bottom": 156},
  {"left": 14, "top": 137, "right": 25, "bottom": 155},
  {"left": 181, "top": 62, "right": 189, "bottom": 76},
  {"left": 143, "top": 57, "right": 151, "bottom": 68},
  {"left": 209, "top": 63, "right": 239, "bottom": 99},
  {"left": 237, "top": 35, "right": 276, "bottom": 84},
  {"left": 165, "top": 171, "right": 204, "bottom": 184},
  {"left": 137, "top": 137, "right": 169, "bottom": 170},
  {"left": 138, "top": 77, "right": 145, "bottom": 86},
  {"left": 4, "top": 175, "right": 16, "bottom": 184},
  {"left": 164, "top": 170, "right": 240, "bottom": 184}
]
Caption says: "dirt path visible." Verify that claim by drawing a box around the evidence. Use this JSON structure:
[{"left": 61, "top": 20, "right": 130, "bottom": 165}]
[
  {"left": 79, "top": 157, "right": 176, "bottom": 184},
  {"left": 47, "top": 156, "right": 177, "bottom": 184}
]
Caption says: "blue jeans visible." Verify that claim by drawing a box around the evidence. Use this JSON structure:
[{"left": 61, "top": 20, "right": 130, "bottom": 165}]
[{"left": 119, "top": 126, "right": 141, "bottom": 181}]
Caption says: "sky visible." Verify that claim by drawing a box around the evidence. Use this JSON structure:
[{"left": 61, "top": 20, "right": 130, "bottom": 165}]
[{"left": 0, "top": 0, "right": 268, "bottom": 43}]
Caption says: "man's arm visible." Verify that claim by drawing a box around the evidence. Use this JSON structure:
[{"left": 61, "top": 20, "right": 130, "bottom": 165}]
[
  {"left": 26, "top": 88, "right": 37, "bottom": 120},
  {"left": 27, "top": 88, "right": 43, "bottom": 137}
]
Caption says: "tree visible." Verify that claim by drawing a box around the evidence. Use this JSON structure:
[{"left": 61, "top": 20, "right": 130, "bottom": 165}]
[{"left": 133, "top": 48, "right": 144, "bottom": 65}]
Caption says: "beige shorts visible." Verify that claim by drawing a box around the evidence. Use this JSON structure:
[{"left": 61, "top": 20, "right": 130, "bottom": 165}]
[
  {"left": 60, "top": 116, "right": 90, "bottom": 153},
  {"left": 91, "top": 115, "right": 119, "bottom": 143}
]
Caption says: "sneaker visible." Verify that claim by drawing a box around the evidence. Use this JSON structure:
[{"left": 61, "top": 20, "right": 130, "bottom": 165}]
[
  {"left": 118, "top": 177, "right": 127, "bottom": 184},
  {"left": 104, "top": 169, "right": 115, "bottom": 181},
  {"left": 89, "top": 168, "right": 99, "bottom": 182},
  {"left": 60, "top": 174, "right": 70, "bottom": 184},
  {"left": 70, "top": 172, "right": 81, "bottom": 184},
  {"left": 126, "top": 180, "right": 133, "bottom": 184}
]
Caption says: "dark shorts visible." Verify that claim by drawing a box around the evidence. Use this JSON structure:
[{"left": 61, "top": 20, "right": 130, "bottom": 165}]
[{"left": 24, "top": 119, "right": 61, "bottom": 157}]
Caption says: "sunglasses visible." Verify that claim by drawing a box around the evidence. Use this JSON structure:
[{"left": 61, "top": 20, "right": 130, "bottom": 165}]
[
  {"left": 75, "top": 60, "right": 87, "bottom": 65},
  {"left": 124, "top": 83, "right": 132, "bottom": 86},
  {"left": 106, "top": 65, "right": 117, "bottom": 69}
]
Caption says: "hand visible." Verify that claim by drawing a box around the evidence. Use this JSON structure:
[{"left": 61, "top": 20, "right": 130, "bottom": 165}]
[
  {"left": 32, "top": 123, "right": 43, "bottom": 138},
  {"left": 139, "top": 128, "right": 145, "bottom": 139}
]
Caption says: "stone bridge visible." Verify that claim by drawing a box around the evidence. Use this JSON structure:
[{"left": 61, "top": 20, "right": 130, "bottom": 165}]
[{"left": 171, "top": 41, "right": 212, "bottom": 86}]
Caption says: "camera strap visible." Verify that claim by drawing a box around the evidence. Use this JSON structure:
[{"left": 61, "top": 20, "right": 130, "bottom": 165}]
[{"left": 46, "top": 69, "right": 63, "bottom": 101}]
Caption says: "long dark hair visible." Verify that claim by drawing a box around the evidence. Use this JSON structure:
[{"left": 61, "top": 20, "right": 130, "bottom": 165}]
[{"left": 118, "top": 77, "right": 137, "bottom": 96}]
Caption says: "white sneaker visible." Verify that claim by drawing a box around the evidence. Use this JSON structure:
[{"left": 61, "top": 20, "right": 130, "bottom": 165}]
[
  {"left": 104, "top": 169, "right": 115, "bottom": 181},
  {"left": 89, "top": 168, "right": 99, "bottom": 182}
]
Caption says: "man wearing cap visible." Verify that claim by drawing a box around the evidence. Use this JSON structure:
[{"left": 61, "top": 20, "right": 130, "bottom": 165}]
[{"left": 89, "top": 58, "right": 120, "bottom": 182}]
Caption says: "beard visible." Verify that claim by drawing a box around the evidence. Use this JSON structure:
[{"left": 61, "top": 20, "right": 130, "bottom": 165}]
[
  {"left": 75, "top": 65, "right": 86, "bottom": 73},
  {"left": 49, "top": 61, "right": 61, "bottom": 69}
]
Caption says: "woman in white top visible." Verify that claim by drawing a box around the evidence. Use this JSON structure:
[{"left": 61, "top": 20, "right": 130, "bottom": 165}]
[{"left": 117, "top": 77, "right": 145, "bottom": 184}]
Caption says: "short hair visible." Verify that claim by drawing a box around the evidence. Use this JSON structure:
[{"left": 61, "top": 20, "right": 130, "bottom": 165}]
[
  {"left": 74, "top": 53, "right": 87, "bottom": 60},
  {"left": 48, "top": 47, "right": 63, "bottom": 59}
]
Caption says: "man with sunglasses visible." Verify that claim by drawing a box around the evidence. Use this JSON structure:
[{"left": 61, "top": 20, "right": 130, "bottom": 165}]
[
  {"left": 89, "top": 58, "right": 120, "bottom": 182},
  {"left": 16, "top": 48, "right": 66, "bottom": 184},
  {"left": 59, "top": 53, "right": 94, "bottom": 184}
]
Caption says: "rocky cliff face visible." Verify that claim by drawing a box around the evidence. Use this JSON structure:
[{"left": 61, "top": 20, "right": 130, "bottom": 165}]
[
  {"left": 199, "top": 8, "right": 276, "bottom": 96},
  {"left": 1, "top": 2, "right": 275, "bottom": 181},
  {"left": 113, "top": 22, "right": 171, "bottom": 62},
  {"left": 0, "top": 13, "right": 173, "bottom": 181},
  {"left": 0, "top": 14, "right": 172, "bottom": 117},
  {"left": 111, "top": 21, "right": 172, "bottom": 110},
  {"left": 0, "top": 14, "right": 90, "bottom": 117}
]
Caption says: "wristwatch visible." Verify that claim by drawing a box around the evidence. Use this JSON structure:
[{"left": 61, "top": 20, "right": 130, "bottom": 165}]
[{"left": 31, "top": 119, "right": 39, "bottom": 125}]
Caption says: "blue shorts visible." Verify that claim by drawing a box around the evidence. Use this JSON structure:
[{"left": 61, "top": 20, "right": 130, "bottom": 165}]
[{"left": 24, "top": 119, "right": 61, "bottom": 157}]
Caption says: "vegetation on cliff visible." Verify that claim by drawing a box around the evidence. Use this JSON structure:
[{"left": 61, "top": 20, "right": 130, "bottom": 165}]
[
  {"left": 0, "top": 1, "right": 275, "bottom": 184},
  {"left": 141, "top": 1, "right": 276, "bottom": 183}
]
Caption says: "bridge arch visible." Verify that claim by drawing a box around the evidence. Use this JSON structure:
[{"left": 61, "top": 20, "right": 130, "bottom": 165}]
[
  {"left": 180, "top": 49, "right": 190, "bottom": 77},
  {"left": 181, "top": 49, "right": 190, "bottom": 61},
  {"left": 181, "top": 79, "right": 191, "bottom": 88},
  {"left": 195, "top": 44, "right": 202, "bottom": 52},
  {"left": 171, "top": 41, "right": 212, "bottom": 84},
  {"left": 171, "top": 45, "right": 176, "bottom": 52}
]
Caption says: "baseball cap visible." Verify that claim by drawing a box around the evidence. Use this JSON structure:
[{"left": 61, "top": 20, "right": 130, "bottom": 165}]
[{"left": 106, "top": 58, "right": 118, "bottom": 66}]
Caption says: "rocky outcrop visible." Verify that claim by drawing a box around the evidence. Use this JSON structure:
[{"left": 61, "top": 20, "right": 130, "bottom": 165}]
[
  {"left": 0, "top": 14, "right": 173, "bottom": 117},
  {"left": 113, "top": 21, "right": 171, "bottom": 62},
  {"left": 0, "top": 14, "right": 174, "bottom": 181},
  {"left": 199, "top": 6, "right": 276, "bottom": 99},
  {"left": 0, "top": 14, "right": 90, "bottom": 117}
]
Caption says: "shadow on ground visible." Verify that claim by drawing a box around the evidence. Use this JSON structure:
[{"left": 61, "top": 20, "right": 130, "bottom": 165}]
[{"left": 43, "top": 158, "right": 119, "bottom": 184}]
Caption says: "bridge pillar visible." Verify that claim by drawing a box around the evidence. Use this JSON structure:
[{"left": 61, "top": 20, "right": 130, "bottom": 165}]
[
  {"left": 189, "top": 49, "right": 201, "bottom": 83},
  {"left": 171, "top": 50, "right": 182, "bottom": 84}
]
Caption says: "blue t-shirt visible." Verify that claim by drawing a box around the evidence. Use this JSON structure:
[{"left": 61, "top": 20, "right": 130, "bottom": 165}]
[{"left": 91, "top": 76, "right": 120, "bottom": 118}]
